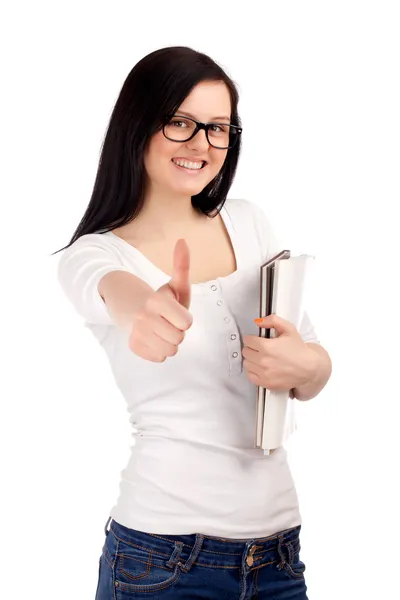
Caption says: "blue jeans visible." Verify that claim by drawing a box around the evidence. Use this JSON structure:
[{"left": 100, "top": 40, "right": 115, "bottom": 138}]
[{"left": 95, "top": 517, "right": 309, "bottom": 599}]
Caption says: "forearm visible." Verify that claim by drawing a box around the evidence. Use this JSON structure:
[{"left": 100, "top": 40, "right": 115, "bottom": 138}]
[
  {"left": 98, "top": 271, "right": 154, "bottom": 333},
  {"left": 292, "top": 342, "right": 332, "bottom": 401}
]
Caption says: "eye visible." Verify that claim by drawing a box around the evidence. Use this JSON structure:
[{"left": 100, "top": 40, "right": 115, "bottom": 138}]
[
  {"left": 210, "top": 124, "right": 228, "bottom": 133},
  {"left": 169, "top": 119, "right": 189, "bottom": 128}
]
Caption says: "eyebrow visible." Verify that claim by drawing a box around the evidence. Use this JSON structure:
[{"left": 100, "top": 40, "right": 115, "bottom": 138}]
[{"left": 175, "top": 111, "right": 231, "bottom": 122}]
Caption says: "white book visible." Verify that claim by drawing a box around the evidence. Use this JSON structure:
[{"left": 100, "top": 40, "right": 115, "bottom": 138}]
[{"left": 254, "top": 252, "right": 315, "bottom": 454}]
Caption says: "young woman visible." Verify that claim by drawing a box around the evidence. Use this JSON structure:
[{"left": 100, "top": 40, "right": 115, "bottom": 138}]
[{"left": 55, "top": 46, "right": 331, "bottom": 600}]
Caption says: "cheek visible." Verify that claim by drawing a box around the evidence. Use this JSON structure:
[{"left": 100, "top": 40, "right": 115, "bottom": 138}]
[
  {"left": 144, "top": 135, "right": 172, "bottom": 177},
  {"left": 211, "top": 150, "right": 228, "bottom": 173}
]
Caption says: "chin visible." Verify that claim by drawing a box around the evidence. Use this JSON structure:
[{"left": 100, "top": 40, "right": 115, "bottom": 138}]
[{"left": 170, "top": 183, "right": 207, "bottom": 196}]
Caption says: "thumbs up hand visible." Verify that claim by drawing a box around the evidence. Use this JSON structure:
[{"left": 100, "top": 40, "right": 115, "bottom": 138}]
[
  {"left": 164, "top": 238, "right": 191, "bottom": 310},
  {"left": 128, "top": 239, "right": 193, "bottom": 362}
]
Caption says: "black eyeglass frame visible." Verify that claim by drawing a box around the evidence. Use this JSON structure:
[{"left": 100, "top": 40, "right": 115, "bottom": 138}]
[{"left": 162, "top": 115, "right": 243, "bottom": 150}]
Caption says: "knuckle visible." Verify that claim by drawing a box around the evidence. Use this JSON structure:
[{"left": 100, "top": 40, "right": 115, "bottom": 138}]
[
  {"left": 183, "top": 312, "right": 193, "bottom": 330},
  {"left": 176, "top": 330, "right": 185, "bottom": 345},
  {"left": 132, "top": 321, "right": 147, "bottom": 340},
  {"left": 146, "top": 293, "right": 161, "bottom": 313},
  {"left": 134, "top": 308, "right": 149, "bottom": 326},
  {"left": 129, "top": 341, "right": 147, "bottom": 360},
  {"left": 150, "top": 348, "right": 166, "bottom": 362}
]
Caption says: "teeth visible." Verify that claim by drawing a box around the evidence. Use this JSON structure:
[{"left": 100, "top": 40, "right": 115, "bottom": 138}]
[{"left": 172, "top": 158, "right": 204, "bottom": 170}]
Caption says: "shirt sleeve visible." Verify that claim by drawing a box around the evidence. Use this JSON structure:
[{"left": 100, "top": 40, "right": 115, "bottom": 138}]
[
  {"left": 250, "top": 200, "right": 320, "bottom": 345},
  {"left": 57, "top": 233, "right": 136, "bottom": 325}
]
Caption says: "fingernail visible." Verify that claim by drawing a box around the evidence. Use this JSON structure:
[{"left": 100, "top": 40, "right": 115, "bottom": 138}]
[{"left": 254, "top": 318, "right": 264, "bottom": 324}]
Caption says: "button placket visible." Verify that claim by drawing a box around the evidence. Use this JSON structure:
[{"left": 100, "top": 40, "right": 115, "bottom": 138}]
[{"left": 209, "top": 281, "right": 241, "bottom": 373}]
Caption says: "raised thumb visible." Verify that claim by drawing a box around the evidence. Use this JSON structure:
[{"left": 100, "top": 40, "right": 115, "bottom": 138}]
[{"left": 168, "top": 239, "right": 191, "bottom": 309}]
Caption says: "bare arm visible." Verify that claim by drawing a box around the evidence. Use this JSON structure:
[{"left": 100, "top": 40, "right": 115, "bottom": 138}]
[
  {"left": 292, "top": 343, "right": 332, "bottom": 401},
  {"left": 98, "top": 240, "right": 192, "bottom": 362},
  {"left": 98, "top": 271, "right": 154, "bottom": 333}
]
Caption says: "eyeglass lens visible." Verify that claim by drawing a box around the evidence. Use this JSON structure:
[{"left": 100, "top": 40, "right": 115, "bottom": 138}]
[{"left": 164, "top": 117, "right": 239, "bottom": 149}]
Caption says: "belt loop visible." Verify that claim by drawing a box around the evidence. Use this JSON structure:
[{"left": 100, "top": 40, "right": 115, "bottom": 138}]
[
  {"left": 180, "top": 534, "right": 205, "bottom": 573},
  {"left": 166, "top": 541, "right": 183, "bottom": 569},
  {"left": 287, "top": 541, "right": 294, "bottom": 564},
  {"left": 276, "top": 535, "right": 287, "bottom": 571},
  {"left": 104, "top": 516, "right": 112, "bottom": 536}
]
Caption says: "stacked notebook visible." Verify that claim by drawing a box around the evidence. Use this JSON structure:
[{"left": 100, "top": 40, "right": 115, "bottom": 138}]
[{"left": 255, "top": 250, "right": 315, "bottom": 455}]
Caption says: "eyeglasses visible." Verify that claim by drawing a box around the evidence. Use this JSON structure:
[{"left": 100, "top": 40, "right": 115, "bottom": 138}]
[{"left": 162, "top": 115, "right": 242, "bottom": 150}]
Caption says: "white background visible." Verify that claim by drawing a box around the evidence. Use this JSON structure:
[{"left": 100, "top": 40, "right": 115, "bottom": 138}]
[{"left": 1, "top": 1, "right": 399, "bottom": 598}]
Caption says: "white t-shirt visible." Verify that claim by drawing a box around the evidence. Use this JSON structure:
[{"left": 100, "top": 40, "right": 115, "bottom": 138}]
[{"left": 57, "top": 198, "right": 320, "bottom": 539}]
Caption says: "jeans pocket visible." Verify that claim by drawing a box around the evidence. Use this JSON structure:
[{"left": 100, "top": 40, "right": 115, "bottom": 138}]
[{"left": 114, "top": 539, "right": 182, "bottom": 594}]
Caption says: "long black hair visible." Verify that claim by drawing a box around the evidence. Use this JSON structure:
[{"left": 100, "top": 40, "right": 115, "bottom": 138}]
[{"left": 51, "top": 46, "right": 242, "bottom": 255}]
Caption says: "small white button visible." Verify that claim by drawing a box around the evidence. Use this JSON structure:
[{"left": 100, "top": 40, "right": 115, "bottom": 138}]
[
  {"left": 217, "top": 300, "right": 223, "bottom": 306},
  {"left": 224, "top": 317, "right": 230, "bottom": 323},
  {"left": 232, "top": 352, "right": 239, "bottom": 358},
  {"left": 231, "top": 334, "right": 237, "bottom": 340},
  {"left": 211, "top": 285, "right": 218, "bottom": 291}
]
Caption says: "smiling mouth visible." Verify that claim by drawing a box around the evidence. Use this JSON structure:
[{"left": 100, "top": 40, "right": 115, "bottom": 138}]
[{"left": 171, "top": 159, "right": 207, "bottom": 170}]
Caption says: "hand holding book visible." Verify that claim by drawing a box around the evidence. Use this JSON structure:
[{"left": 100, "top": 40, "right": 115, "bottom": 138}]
[
  {"left": 242, "top": 314, "right": 317, "bottom": 392},
  {"left": 252, "top": 251, "right": 315, "bottom": 454}
]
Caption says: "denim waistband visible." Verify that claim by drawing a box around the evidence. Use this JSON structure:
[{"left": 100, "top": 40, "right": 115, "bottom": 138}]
[{"left": 105, "top": 517, "right": 302, "bottom": 571}]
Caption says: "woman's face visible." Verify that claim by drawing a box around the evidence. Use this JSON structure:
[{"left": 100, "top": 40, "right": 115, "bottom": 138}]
[{"left": 144, "top": 80, "right": 231, "bottom": 199}]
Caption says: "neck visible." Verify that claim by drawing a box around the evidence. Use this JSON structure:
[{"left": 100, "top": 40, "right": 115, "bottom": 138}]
[{"left": 137, "top": 185, "right": 207, "bottom": 236}]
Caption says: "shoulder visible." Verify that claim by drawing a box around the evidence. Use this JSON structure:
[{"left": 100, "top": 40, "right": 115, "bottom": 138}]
[
  {"left": 222, "top": 197, "right": 270, "bottom": 222},
  {"left": 56, "top": 231, "right": 142, "bottom": 325},
  {"left": 223, "top": 198, "right": 281, "bottom": 259},
  {"left": 56, "top": 232, "right": 129, "bottom": 284},
  {"left": 222, "top": 197, "right": 275, "bottom": 234},
  {"left": 58, "top": 231, "right": 124, "bottom": 263},
  {"left": 222, "top": 197, "right": 256, "bottom": 216}
]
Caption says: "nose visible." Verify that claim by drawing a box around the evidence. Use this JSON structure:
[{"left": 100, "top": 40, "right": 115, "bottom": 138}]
[{"left": 186, "top": 128, "right": 210, "bottom": 152}]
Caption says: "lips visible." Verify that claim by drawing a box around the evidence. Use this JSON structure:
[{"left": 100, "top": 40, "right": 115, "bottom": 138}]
[{"left": 171, "top": 158, "right": 207, "bottom": 169}]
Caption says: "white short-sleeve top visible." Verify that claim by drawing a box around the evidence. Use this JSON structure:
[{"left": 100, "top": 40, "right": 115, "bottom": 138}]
[{"left": 57, "top": 198, "right": 319, "bottom": 539}]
